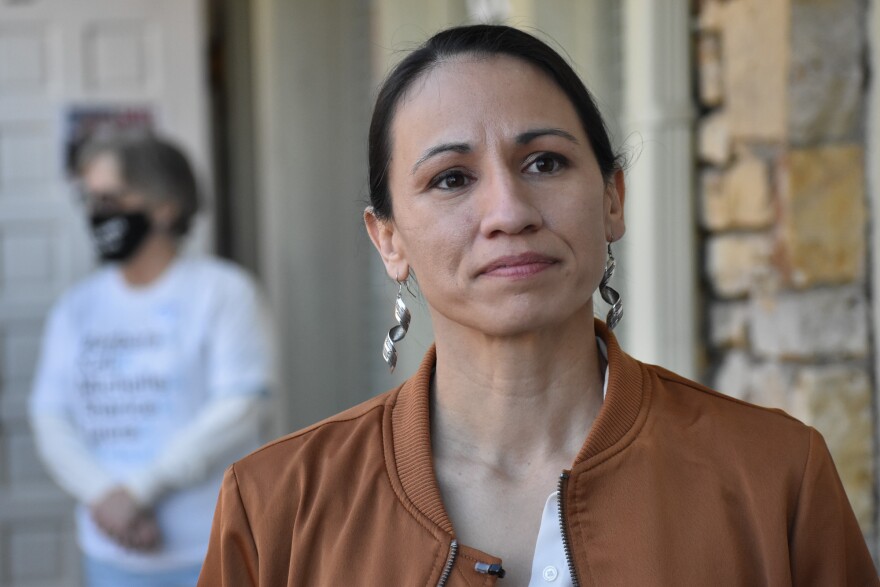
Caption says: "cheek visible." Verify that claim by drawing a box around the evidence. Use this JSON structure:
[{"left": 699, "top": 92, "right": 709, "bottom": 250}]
[
  {"left": 395, "top": 224, "right": 476, "bottom": 316},
  {"left": 546, "top": 193, "right": 608, "bottom": 278},
  {"left": 404, "top": 224, "right": 468, "bottom": 282},
  {"left": 394, "top": 202, "right": 474, "bottom": 271},
  {"left": 547, "top": 191, "right": 605, "bottom": 239}
]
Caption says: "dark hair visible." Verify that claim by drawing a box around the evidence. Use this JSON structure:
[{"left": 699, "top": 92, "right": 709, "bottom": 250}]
[
  {"left": 77, "top": 133, "right": 200, "bottom": 236},
  {"left": 368, "top": 24, "right": 624, "bottom": 220}
]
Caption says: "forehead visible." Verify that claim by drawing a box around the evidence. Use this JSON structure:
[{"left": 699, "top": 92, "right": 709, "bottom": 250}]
[
  {"left": 390, "top": 54, "right": 585, "bottom": 160},
  {"left": 81, "top": 152, "right": 123, "bottom": 190}
]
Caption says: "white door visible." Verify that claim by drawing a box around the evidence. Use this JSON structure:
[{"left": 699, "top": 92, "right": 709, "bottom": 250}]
[{"left": 0, "top": 1, "right": 210, "bottom": 584}]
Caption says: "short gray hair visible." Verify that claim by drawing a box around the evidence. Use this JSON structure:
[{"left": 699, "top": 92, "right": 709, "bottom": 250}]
[{"left": 77, "top": 132, "right": 200, "bottom": 236}]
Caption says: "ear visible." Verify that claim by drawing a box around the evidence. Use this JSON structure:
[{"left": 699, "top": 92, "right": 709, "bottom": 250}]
[
  {"left": 364, "top": 206, "right": 410, "bottom": 281},
  {"left": 604, "top": 168, "right": 626, "bottom": 242},
  {"left": 152, "top": 200, "right": 182, "bottom": 233}
]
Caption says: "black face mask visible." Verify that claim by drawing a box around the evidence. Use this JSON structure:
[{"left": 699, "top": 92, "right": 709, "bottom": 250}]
[{"left": 89, "top": 211, "right": 152, "bottom": 262}]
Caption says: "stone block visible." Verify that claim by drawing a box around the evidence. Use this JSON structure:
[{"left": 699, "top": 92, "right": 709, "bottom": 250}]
[
  {"left": 747, "top": 361, "right": 794, "bottom": 412},
  {"left": 701, "top": 153, "right": 774, "bottom": 230},
  {"left": 700, "top": 169, "right": 724, "bottom": 228},
  {"left": 721, "top": 0, "right": 789, "bottom": 141},
  {"left": 706, "top": 233, "right": 773, "bottom": 297},
  {"left": 790, "top": 365, "right": 874, "bottom": 531},
  {"left": 749, "top": 286, "right": 869, "bottom": 359},
  {"left": 777, "top": 145, "right": 865, "bottom": 287},
  {"left": 710, "top": 300, "right": 749, "bottom": 348},
  {"left": 698, "top": 111, "right": 730, "bottom": 165},
  {"left": 697, "top": 33, "right": 723, "bottom": 108},
  {"left": 713, "top": 354, "right": 792, "bottom": 412},
  {"left": 789, "top": 0, "right": 865, "bottom": 144}
]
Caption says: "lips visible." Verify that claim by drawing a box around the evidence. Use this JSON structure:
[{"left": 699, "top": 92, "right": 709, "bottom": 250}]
[{"left": 478, "top": 252, "right": 558, "bottom": 277}]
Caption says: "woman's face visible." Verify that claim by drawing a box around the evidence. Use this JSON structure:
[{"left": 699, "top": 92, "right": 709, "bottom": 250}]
[
  {"left": 80, "top": 153, "right": 178, "bottom": 228},
  {"left": 81, "top": 153, "right": 143, "bottom": 213},
  {"left": 366, "top": 54, "right": 625, "bottom": 337}
]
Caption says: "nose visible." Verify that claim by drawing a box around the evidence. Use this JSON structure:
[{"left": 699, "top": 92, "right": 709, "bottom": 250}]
[
  {"left": 80, "top": 188, "right": 123, "bottom": 212},
  {"left": 477, "top": 167, "right": 543, "bottom": 237},
  {"left": 89, "top": 198, "right": 126, "bottom": 219}
]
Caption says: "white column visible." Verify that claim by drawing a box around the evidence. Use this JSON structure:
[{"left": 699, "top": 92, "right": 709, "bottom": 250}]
[{"left": 620, "top": 0, "right": 697, "bottom": 377}]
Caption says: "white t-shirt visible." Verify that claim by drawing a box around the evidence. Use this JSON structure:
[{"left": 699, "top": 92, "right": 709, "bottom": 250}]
[{"left": 30, "top": 256, "right": 270, "bottom": 570}]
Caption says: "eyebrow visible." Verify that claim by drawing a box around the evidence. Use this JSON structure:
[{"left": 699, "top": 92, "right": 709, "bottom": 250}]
[
  {"left": 516, "top": 128, "right": 580, "bottom": 145},
  {"left": 411, "top": 143, "right": 471, "bottom": 174},
  {"left": 409, "top": 128, "right": 580, "bottom": 175}
]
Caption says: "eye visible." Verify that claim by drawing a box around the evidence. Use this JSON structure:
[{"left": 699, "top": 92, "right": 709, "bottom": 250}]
[
  {"left": 525, "top": 154, "right": 566, "bottom": 175},
  {"left": 430, "top": 170, "right": 471, "bottom": 191}
]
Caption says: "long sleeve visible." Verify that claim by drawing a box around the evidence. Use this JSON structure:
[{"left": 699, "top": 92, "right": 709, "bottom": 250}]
[
  {"left": 125, "top": 393, "right": 267, "bottom": 506},
  {"left": 126, "top": 268, "right": 272, "bottom": 506},
  {"left": 198, "top": 465, "right": 259, "bottom": 587},
  {"left": 30, "top": 411, "right": 116, "bottom": 504},
  {"left": 29, "top": 301, "right": 116, "bottom": 505},
  {"left": 789, "top": 427, "right": 879, "bottom": 585}
]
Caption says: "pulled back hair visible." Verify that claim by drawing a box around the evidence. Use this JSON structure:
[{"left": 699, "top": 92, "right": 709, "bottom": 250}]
[
  {"left": 368, "top": 24, "right": 624, "bottom": 220},
  {"left": 77, "top": 133, "right": 200, "bottom": 236}
]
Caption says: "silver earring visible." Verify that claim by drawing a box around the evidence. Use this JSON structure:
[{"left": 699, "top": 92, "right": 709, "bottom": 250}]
[
  {"left": 383, "top": 279, "right": 411, "bottom": 372},
  {"left": 599, "top": 241, "right": 623, "bottom": 330}
]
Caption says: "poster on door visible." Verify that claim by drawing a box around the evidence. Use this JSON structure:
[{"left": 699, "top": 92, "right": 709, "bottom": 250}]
[{"left": 62, "top": 104, "right": 156, "bottom": 176}]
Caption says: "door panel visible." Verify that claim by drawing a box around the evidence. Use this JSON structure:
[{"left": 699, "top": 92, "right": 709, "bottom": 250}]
[{"left": 0, "top": 1, "right": 209, "bottom": 584}]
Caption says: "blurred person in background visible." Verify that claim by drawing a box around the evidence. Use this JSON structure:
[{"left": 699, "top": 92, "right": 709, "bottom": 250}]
[
  {"left": 30, "top": 133, "right": 271, "bottom": 587},
  {"left": 199, "top": 25, "right": 876, "bottom": 586}
]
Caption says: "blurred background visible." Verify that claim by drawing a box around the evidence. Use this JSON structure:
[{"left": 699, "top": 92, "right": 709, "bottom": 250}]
[{"left": 0, "top": 0, "right": 878, "bottom": 583}]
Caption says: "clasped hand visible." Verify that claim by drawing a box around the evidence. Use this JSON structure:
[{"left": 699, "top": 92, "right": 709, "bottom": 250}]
[{"left": 91, "top": 486, "right": 161, "bottom": 551}]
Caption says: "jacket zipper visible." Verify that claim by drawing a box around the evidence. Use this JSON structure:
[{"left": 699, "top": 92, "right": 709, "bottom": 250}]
[
  {"left": 436, "top": 538, "right": 458, "bottom": 587},
  {"left": 557, "top": 471, "right": 581, "bottom": 587},
  {"left": 438, "top": 477, "right": 576, "bottom": 586}
]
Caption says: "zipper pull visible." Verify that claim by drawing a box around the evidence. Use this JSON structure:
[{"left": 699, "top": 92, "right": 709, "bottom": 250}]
[{"left": 474, "top": 562, "right": 506, "bottom": 578}]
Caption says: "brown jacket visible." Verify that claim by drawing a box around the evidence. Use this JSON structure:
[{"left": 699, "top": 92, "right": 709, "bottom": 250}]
[{"left": 199, "top": 322, "right": 878, "bottom": 586}]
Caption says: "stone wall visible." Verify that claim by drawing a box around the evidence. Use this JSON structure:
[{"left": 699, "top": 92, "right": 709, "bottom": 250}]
[{"left": 695, "top": 0, "right": 876, "bottom": 544}]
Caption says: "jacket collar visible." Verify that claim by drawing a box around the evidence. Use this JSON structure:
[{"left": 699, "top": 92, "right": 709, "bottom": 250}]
[{"left": 387, "top": 318, "right": 646, "bottom": 534}]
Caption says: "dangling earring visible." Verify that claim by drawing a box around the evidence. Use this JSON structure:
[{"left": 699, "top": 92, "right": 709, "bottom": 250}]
[
  {"left": 382, "top": 278, "right": 412, "bottom": 372},
  {"left": 599, "top": 240, "right": 623, "bottom": 330}
]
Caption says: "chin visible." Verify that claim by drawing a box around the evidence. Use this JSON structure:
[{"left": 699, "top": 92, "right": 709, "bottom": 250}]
[
  {"left": 473, "top": 304, "right": 589, "bottom": 338},
  {"left": 429, "top": 290, "right": 595, "bottom": 338}
]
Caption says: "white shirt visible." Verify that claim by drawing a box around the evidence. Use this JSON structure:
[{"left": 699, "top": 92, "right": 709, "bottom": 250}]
[
  {"left": 528, "top": 337, "right": 608, "bottom": 586},
  {"left": 30, "top": 256, "right": 271, "bottom": 571}
]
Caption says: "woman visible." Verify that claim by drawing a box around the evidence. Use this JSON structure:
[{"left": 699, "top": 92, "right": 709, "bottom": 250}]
[
  {"left": 199, "top": 25, "right": 876, "bottom": 586},
  {"left": 30, "top": 134, "right": 271, "bottom": 586}
]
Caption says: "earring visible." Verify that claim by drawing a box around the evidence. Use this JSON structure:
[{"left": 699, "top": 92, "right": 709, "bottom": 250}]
[
  {"left": 382, "top": 279, "right": 412, "bottom": 372},
  {"left": 599, "top": 241, "right": 623, "bottom": 330}
]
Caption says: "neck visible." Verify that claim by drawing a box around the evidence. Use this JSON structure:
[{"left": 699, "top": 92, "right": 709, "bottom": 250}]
[
  {"left": 430, "top": 306, "right": 604, "bottom": 474},
  {"left": 120, "top": 234, "right": 179, "bottom": 287}
]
